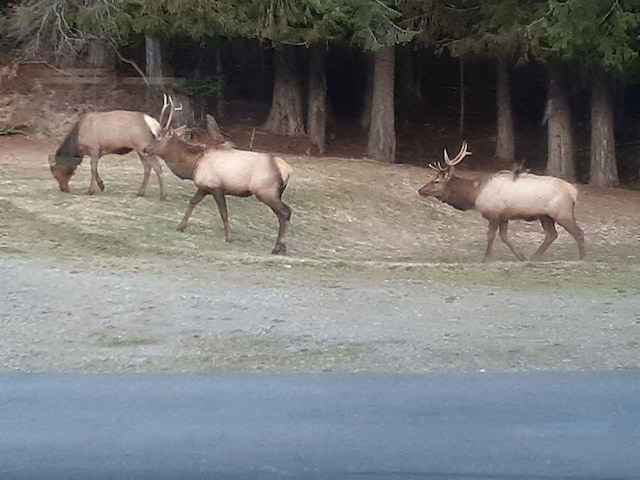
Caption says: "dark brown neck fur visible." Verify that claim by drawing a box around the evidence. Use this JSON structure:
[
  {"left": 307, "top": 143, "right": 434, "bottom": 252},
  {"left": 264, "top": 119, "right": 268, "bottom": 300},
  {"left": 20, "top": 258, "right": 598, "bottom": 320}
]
[
  {"left": 54, "top": 119, "right": 83, "bottom": 168},
  {"left": 438, "top": 175, "right": 483, "bottom": 211},
  {"left": 161, "top": 137, "right": 205, "bottom": 180}
]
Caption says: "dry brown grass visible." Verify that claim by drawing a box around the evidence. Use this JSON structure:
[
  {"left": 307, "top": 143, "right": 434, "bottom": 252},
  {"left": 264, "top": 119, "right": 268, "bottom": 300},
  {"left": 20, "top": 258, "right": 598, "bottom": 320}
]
[{"left": 1, "top": 135, "right": 640, "bottom": 292}]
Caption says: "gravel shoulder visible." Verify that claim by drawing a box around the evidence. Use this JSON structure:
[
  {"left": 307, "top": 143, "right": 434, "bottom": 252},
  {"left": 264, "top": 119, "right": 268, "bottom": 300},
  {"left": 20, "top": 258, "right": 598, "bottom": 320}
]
[{"left": 2, "top": 254, "right": 639, "bottom": 373}]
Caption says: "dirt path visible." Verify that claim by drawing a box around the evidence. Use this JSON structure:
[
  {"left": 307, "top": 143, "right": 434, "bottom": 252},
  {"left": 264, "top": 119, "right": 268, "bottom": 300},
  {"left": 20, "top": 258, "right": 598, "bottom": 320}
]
[{"left": 2, "top": 254, "right": 639, "bottom": 373}]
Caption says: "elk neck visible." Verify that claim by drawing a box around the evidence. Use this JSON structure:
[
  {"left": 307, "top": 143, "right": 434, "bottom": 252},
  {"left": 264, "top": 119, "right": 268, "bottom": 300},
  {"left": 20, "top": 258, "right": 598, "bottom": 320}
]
[
  {"left": 439, "top": 175, "right": 481, "bottom": 211},
  {"left": 161, "top": 137, "right": 207, "bottom": 180},
  {"left": 54, "top": 120, "right": 83, "bottom": 168}
]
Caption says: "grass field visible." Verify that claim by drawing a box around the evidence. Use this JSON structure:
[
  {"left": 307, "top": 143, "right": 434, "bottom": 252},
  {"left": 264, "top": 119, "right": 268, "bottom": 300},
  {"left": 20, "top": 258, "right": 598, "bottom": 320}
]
[{"left": 1, "top": 136, "right": 640, "bottom": 293}]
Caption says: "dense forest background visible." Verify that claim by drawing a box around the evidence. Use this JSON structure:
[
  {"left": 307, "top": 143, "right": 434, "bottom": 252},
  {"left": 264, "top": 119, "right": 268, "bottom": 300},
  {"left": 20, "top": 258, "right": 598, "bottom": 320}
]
[{"left": 1, "top": 0, "right": 640, "bottom": 186}]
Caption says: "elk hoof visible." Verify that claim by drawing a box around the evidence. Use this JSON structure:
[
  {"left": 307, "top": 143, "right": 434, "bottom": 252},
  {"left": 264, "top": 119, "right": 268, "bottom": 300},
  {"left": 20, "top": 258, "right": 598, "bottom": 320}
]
[
  {"left": 97, "top": 181, "right": 105, "bottom": 192},
  {"left": 271, "top": 243, "right": 287, "bottom": 255},
  {"left": 516, "top": 254, "right": 526, "bottom": 261},
  {"left": 86, "top": 188, "right": 96, "bottom": 196},
  {"left": 159, "top": 194, "right": 167, "bottom": 201},
  {"left": 176, "top": 224, "right": 187, "bottom": 232}
]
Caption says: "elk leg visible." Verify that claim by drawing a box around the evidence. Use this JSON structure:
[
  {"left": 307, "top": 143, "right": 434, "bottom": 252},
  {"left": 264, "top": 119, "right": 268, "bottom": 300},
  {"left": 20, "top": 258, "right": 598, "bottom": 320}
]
[
  {"left": 136, "top": 154, "right": 152, "bottom": 198},
  {"left": 556, "top": 216, "right": 586, "bottom": 260},
  {"left": 177, "top": 189, "right": 207, "bottom": 232},
  {"left": 211, "top": 188, "right": 232, "bottom": 242},
  {"left": 483, "top": 220, "right": 499, "bottom": 262},
  {"left": 499, "top": 220, "right": 526, "bottom": 261},
  {"left": 87, "top": 155, "right": 104, "bottom": 194},
  {"left": 148, "top": 156, "right": 166, "bottom": 201},
  {"left": 531, "top": 216, "right": 558, "bottom": 261},
  {"left": 259, "top": 195, "right": 292, "bottom": 255}
]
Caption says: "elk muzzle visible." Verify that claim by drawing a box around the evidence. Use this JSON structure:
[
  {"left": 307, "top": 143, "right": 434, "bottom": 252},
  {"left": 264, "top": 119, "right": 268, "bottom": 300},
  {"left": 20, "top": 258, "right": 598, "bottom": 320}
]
[
  {"left": 50, "top": 164, "right": 74, "bottom": 192},
  {"left": 418, "top": 182, "right": 439, "bottom": 197}
]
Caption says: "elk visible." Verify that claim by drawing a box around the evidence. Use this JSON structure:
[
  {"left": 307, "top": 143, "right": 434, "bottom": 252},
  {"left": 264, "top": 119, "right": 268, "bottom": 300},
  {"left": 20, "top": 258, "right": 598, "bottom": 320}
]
[
  {"left": 143, "top": 97, "right": 293, "bottom": 255},
  {"left": 48, "top": 96, "right": 174, "bottom": 200},
  {"left": 418, "top": 142, "right": 585, "bottom": 261}
]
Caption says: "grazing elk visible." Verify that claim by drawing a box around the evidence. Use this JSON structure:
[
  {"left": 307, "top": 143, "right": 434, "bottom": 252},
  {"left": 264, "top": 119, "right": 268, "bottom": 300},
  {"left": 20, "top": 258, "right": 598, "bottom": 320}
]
[
  {"left": 418, "top": 142, "right": 585, "bottom": 261},
  {"left": 143, "top": 96, "right": 293, "bottom": 255},
  {"left": 48, "top": 97, "right": 174, "bottom": 200}
]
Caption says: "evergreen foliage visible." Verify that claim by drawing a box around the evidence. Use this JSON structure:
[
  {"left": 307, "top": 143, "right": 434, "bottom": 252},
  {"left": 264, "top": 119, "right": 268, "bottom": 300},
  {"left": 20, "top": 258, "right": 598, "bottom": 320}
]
[{"left": 532, "top": 0, "right": 640, "bottom": 74}]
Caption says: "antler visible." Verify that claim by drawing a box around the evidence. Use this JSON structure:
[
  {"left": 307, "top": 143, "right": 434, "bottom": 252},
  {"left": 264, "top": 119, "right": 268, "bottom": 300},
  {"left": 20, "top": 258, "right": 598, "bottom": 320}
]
[
  {"left": 428, "top": 142, "right": 472, "bottom": 173},
  {"left": 443, "top": 141, "right": 471, "bottom": 167},
  {"left": 160, "top": 94, "right": 170, "bottom": 128},
  {"left": 428, "top": 162, "right": 449, "bottom": 172},
  {"left": 159, "top": 94, "right": 184, "bottom": 130}
]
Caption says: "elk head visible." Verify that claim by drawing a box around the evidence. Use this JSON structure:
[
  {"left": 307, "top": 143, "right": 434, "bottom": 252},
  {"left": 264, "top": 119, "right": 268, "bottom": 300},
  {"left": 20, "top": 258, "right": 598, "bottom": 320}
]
[
  {"left": 418, "top": 141, "right": 472, "bottom": 198},
  {"left": 48, "top": 153, "right": 76, "bottom": 192},
  {"left": 143, "top": 94, "right": 184, "bottom": 157}
]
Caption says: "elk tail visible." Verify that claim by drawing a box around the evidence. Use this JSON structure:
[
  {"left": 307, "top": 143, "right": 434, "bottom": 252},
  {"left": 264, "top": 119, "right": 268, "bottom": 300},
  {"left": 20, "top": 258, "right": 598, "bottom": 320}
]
[
  {"left": 273, "top": 156, "right": 293, "bottom": 187},
  {"left": 568, "top": 183, "right": 579, "bottom": 203}
]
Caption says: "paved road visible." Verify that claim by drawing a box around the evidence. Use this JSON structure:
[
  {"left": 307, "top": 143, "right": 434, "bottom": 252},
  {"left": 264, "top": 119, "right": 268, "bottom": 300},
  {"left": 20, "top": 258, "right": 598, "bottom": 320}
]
[{"left": 1, "top": 372, "right": 639, "bottom": 479}]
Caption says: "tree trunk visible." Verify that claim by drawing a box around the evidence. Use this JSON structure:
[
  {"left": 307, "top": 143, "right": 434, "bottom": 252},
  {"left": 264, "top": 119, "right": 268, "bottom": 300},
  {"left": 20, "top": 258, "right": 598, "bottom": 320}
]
[
  {"left": 145, "top": 36, "right": 163, "bottom": 86},
  {"left": 307, "top": 44, "right": 327, "bottom": 154},
  {"left": 495, "top": 56, "right": 514, "bottom": 162},
  {"left": 87, "top": 39, "right": 115, "bottom": 68},
  {"left": 590, "top": 74, "right": 618, "bottom": 186},
  {"left": 545, "top": 65, "right": 576, "bottom": 181},
  {"left": 262, "top": 45, "right": 305, "bottom": 136},
  {"left": 367, "top": 46, "right": 396, "bottom": 163}
]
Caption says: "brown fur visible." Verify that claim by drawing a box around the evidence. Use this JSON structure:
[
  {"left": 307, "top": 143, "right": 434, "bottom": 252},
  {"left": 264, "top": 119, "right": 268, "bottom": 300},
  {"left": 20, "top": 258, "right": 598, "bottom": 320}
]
[
  {"left": 143, "top": 129, "right": 293, "bottom": 254},
  {"left": 50, "top": 111, "right": 166, "bottom": 200},
  {"left": 419, "top": 169, "right": 585, "bottom": 261}
]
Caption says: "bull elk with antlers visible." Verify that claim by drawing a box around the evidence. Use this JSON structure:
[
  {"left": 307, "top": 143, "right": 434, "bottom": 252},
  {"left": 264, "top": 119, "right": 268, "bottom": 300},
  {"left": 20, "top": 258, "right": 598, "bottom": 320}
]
[
  {"left": 143, "top": 96, "right": 293, "bottom": 255},
  {"left": 418, "top": 142, "right": 585, "bottom": 261},
  {"left": 48, "top": 95, "right": 182, "bottom": 200}
]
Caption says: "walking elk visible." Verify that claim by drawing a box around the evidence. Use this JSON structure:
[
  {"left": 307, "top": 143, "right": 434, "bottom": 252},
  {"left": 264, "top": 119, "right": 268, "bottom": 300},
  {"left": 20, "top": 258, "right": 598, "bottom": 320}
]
[
  {"left": 143, "top": 96, "right": 293, "bottom": 255},
  {"left": 418, "top": 142, "right": 585, "bottom": 261}
]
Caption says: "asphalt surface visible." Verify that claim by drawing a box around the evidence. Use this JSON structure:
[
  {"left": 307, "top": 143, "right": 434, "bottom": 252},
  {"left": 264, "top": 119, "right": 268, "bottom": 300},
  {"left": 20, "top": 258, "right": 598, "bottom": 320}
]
[{"left": 1, "top": 372, "right": 639, "bottom": 479}]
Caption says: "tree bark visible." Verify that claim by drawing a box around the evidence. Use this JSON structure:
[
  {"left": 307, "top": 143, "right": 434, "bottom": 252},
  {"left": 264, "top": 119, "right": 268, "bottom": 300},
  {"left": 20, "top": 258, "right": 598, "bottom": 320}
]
[
  {"left": 545, "top": 64, "right": 576, "bottom": 181},
  {"left": 145, "top": 36, "right": 163, "bottom": 86},
  {"left": 307, "top": 44, "right": 327, "bottom": 154},
  {"left": 367, "top": 46, "right": 396, "bottom": 163},
  {"left": 495, "top": 56, "right": 514, "bottom": 162},
  {"left": 262, "top": 45, "right": 305, "bottom": 136},
  {"left": 590, "top": 74, "right": 618, "bottom": 186}
]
